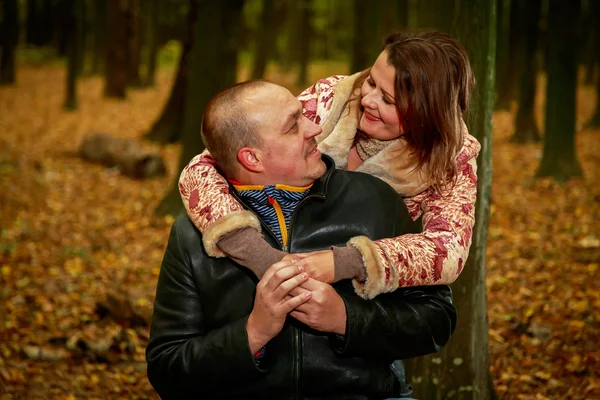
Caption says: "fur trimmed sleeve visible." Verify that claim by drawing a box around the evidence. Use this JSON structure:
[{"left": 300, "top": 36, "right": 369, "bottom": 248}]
[
  {"left": 350, "top": 138, "right": 480, "bottom": 299},
  {"left": 298, "top": 75, "right": 348, "bottom": 125},
  {"left": 178, "top": 150, "right": 261, "bottom": 257}
]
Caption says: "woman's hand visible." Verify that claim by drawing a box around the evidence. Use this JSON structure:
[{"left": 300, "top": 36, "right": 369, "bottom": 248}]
[{"left": 284, "top": 250, "right": 335, "bottom": 284}]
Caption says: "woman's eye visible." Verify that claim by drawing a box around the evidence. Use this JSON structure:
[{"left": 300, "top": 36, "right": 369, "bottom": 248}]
[
  {"left": 366, "top": 78, "right": 375, "bottom": 87},
  {"left": 383, "top": 97, "right": 394, "bottom": 105}
]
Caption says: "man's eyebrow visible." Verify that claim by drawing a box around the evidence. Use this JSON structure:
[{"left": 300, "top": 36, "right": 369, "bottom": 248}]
[{"left": 282, "top": 108, "right": 301, "bottom": 132}]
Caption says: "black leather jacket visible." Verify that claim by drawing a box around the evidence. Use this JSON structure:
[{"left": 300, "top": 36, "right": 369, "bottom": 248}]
[{"left": 146, "top": 156, "right": 457, "bottom": 400}]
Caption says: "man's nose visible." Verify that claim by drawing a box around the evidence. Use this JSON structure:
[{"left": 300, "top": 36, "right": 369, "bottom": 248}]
[{"left": 304, "top": 117, "right": 323, "bottom": 139}]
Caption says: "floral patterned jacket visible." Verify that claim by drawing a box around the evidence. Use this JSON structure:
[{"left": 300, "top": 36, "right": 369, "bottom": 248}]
[{"left": 178, "top": 74, "right": 481, "bottom": 299}]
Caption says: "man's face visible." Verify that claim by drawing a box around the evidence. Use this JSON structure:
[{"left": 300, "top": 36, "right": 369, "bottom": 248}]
[{"left": 246, "top": 84, "right": 326, "bottom": 186}]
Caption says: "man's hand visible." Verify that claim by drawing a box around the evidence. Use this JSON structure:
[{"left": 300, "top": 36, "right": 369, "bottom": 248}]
[
  {"left": 285, "top": 250, "right": 335, "bottom": 284},
  {"left": 289, "top": 278, "right": 347, "bottom": 335},
  {"left": 246, "top": 260, "right": 312, "bottom": 354}
]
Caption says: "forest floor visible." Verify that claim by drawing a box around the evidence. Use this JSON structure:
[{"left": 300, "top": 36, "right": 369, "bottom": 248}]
[{"left": 0, "top": 63, "right": 599, "bottom": 400}]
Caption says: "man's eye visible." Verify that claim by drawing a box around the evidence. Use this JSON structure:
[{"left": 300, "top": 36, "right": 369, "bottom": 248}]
[{"left": 289, "top": 122, "right": 298, "bottom": 132}]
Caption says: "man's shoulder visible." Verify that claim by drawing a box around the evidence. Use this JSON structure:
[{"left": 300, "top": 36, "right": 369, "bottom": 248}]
[
  {"left": 329, "top": 167, "right": 401, "bottom": 200},
  {"left": 169, "top": 214, "right": 204, "bottom": 251}
]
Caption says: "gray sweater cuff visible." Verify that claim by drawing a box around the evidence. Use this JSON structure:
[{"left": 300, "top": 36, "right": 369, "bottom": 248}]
[
  {"left": 217, "top": 227, "right": 286, "bottom": 278},
  {"left": 332, "top": 245, "right": 366, "bottom": 282}
]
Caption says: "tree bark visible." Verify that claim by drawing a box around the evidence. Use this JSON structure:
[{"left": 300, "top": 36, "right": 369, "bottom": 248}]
[
  {"left": 536, "top": 0, "right": 583, "bottom": 180},
  {"left": 105, "top": 0, "right": 128, "bottom": 98},
  {"left": 251, "top": 0, "right": 276, "bottom": 79},
  {"left": 126, "top": 0, "right": 143, "bottom": 87},
  {"left": 495, "top": 0, "right": 519, "bottom": 110},
  {"left": 296, "top": 0, "right": 312, "bottom": 86},
  {"left": 0, "top": 0, "right": 19, "bottom": 85},
  {"left": 351, "top": 0, "right": 369, "bottom": 73},
  {"left": 64, "top": 0, "right": 83, "bottom": 110},
  {"left": 494, "top": 0, "right": 511, "bottom": 110},
  {"left": 144, "top": 0, "right": 199, "bottom": 144},
  {"left": 585, "top": 0, "right": 600, "bottom": 128},
  {"left": 511, "top": 0, "right": 541, "bottom": 143},
  {"left": 143, "top": 0, "right": 159, "bottom": 87},
  {"left": 405, "top": 1, "right": 497, "bottom": 399},
  {"left": 157, "top": 0, "right": 244, "bottom": 216},
  {"left": 91, "top": 0, "right": 108, "bottom": 75}
]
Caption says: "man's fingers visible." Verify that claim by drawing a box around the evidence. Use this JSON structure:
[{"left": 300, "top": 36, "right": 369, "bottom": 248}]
[
  {"left": 281, "top": 291, "right": 312, "bottom": 314},
  {"left": 262, "top": 259, "right": 298, "bottom": 283},
  {"left": 294, "top": 277, "right": 323, "bottom": 290},
  {"left": 290, "top": 310, "right": 308, "bottom": 324},
  {"left": 273, "top": 272, "right": 309, "bottom": 299},
  {"left": 289, "top": 285, "right": 310, "bottom": 297},
  {"left": 264, "top": 264, "right": 303, "bottom": 292}
]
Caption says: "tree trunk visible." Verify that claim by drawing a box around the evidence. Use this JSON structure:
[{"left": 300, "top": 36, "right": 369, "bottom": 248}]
[
  {"left": 585, "top": 0, "right": 600, "bottom": 128},
  {"left": 0, "top": 0, "right": 19, "bottom": 85},
  {"left": 511, "top": 0, "right": 541, "bottom": 143},
  {"left": 64, "top": 0, "right": 83, "bottom": 110},
  {"left": 41, "top": 0, "right": 56, "bottom": 46},
  {"left": 351, "top": 0, "right": 369, "bottom": 73},
  {"left": 105, "top": 0, "right": 128, "bottom": 98},
  {"left": 91, "top": 0, "right": 108, "bottom": 75},
  {"left": 536, "top": 0, "right": 583, "bottom": 180},
  {"left": 494, "top": 0, "right": 511, "bottom": 110},
  {"left": 144, "top": 0, "right": 199, "bottom": 144},
  {"left": 126, "top": 0, "right": 143, "bottom": 87},
  {"left": 143, "top": 0, "right": 159, "bottom": 87},
  {"left": 251, "top": 0, "right": 276, "bottom": 80},
  {"left": 495, "top": 0, "right": 519, "bottom": 110},
  {"left": 296, "top": 0, "right": 312, "bottom": 87},
  {"left": 26, "top": 0, "right": 41, "bottom": 45},
  {"left": 157, "top": 0, "right": 244, "bottom": 216},
  {"left": 405, "top": 1, "right": 497, "bottom": 399}
]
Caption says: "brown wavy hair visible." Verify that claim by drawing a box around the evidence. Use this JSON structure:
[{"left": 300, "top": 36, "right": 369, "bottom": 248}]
[{"left": 352, "top": 30, "right": 474, "bottom": 193}]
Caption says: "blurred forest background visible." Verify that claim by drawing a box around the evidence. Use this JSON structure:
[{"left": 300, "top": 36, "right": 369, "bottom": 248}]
[{"left": 0, "top": 0, "right": 599, "bottom": 399}]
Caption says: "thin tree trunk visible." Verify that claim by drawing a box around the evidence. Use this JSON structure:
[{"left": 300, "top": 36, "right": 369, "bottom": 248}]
[
  {"left": 536, "top": 0, "right": 583, "bottom": 180},
  {"left": 144, "top": 0, "right": 199, "bottom": 144},
  {"left": 511, "top": 0, "right": 541, "bottom": 143},
  {"left": 251, "top": 0, "right": 276, "bottom": 79},
  {"left": 405, "top": 1, "right": 497, "bottom": 399},
  {"left": 91, "top": 0, "right": 108, "bottom": 75},
  {"left": 296, "top": 0, "right": 312, "bottom": 87},
  {"left": 105, "top": 0, "right": 128, "bottom": 98},
  {"left": 157, "top": 0, "right": 244, "bottom": 216},
  {"left": 494, "top": 0, "right": 511, "bottom": 110},
  {"left": 495, "top": 0, "right": 518, "bottom": 110},
  {"left": 143, "top": 0, "right": 159, "bottom": 87},
  {"left": 0, "top": 0, "right": 19, "bottom": 85},
  {"left": 127, "top": 0, "right": 143, "bottom": 87},
  {"left": 64, "top": 0, "right": 83, "bottom": 110},
  {"left": 351, "top": 0, "right": 369, "bottom": 72},
  {"left": 586, "top": 0, "right": 600, "bottom": 128}
]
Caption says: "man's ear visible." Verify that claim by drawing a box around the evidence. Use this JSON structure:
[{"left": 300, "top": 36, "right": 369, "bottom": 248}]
[{"left": 237, "top": 147, "right": 264, "bottom": 173}]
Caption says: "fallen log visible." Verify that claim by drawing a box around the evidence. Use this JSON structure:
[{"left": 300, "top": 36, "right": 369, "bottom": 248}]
[{"left": 80, "top": 132, "right": 166, "bottom": 179}]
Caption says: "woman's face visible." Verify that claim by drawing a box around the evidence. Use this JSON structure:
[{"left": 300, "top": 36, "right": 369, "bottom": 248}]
[{"left": 359, "top": 50, "right": 408, "bottom": 140}]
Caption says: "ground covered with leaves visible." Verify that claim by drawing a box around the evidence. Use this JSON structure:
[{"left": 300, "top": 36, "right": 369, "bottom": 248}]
[{"left": 0, "top": 64, "right": 598, "bottom": 400}]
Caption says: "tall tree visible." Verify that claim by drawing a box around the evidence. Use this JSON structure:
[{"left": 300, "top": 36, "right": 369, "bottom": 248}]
[
  {"left": 157, "top": 0, "right": 244, "bottom": 216},
  {"left": 494, "top": 0, "right": 511, "bottom": 110},
  {"left": 64, "top": 0, "right": 84, "bottom": 110},
  {"left": 126, "top": 0, "right": 143, "bottom": 87},
  {"left": 586, "top": 0, "right": 600, "bottom": 128},
  {"left": 143, "top": 0, "right": 160, "bottom": 86},
  {"left": 105, "top": 0, "right": 128, "bottom": 98},
  {"left": 91, "top": 0, "right": 108, "bottom": 75},
  {"left": 536, "top": 0, "right": 583, "bottom": 180},
  {"left": 144, "top": 0, "right": 199, "bottom": 144},
  {"left": 251, "top": 0, "right": 277, "bottom": 79},
  {"left": 351, "top": 0, "right": 370, "bottom": 72},
  {"left": 495, "top": 0, "right": 519, "bottom": 110},
  {"left": 405, "top": 0, "right": 497, "bottom": 399},
  {"left": 0, "top": 0, "right": 18, "bottom": 85},
  {"left": 296, "top": 0, "right": 313, "bottom": 86},
  {"left": 511, "top": 0, "right": 542, "bottom": 143}
]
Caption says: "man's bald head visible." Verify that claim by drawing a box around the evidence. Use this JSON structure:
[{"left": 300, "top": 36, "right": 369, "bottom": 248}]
[{"left": 201, "top": 80, "right": 272, "bottom": 177}]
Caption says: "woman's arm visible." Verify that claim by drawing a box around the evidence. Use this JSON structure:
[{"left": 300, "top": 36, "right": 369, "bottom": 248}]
[{"left": 350, "top": 155, "right": 478, "bottom": 299}]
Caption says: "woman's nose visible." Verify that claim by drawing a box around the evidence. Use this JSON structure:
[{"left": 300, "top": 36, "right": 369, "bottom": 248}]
[{"left": 361, "top": 89, "right": 377, "bottom": 109}]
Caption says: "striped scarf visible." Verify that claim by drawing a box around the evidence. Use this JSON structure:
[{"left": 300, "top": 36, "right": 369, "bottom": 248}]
[{"left": 233, "top": 183, "right": 313, "bottom": 247}]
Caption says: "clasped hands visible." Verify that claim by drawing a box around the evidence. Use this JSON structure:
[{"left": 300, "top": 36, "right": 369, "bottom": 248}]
[{"left": 246, "top": 253, "right": 346, "bottom": 354}]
